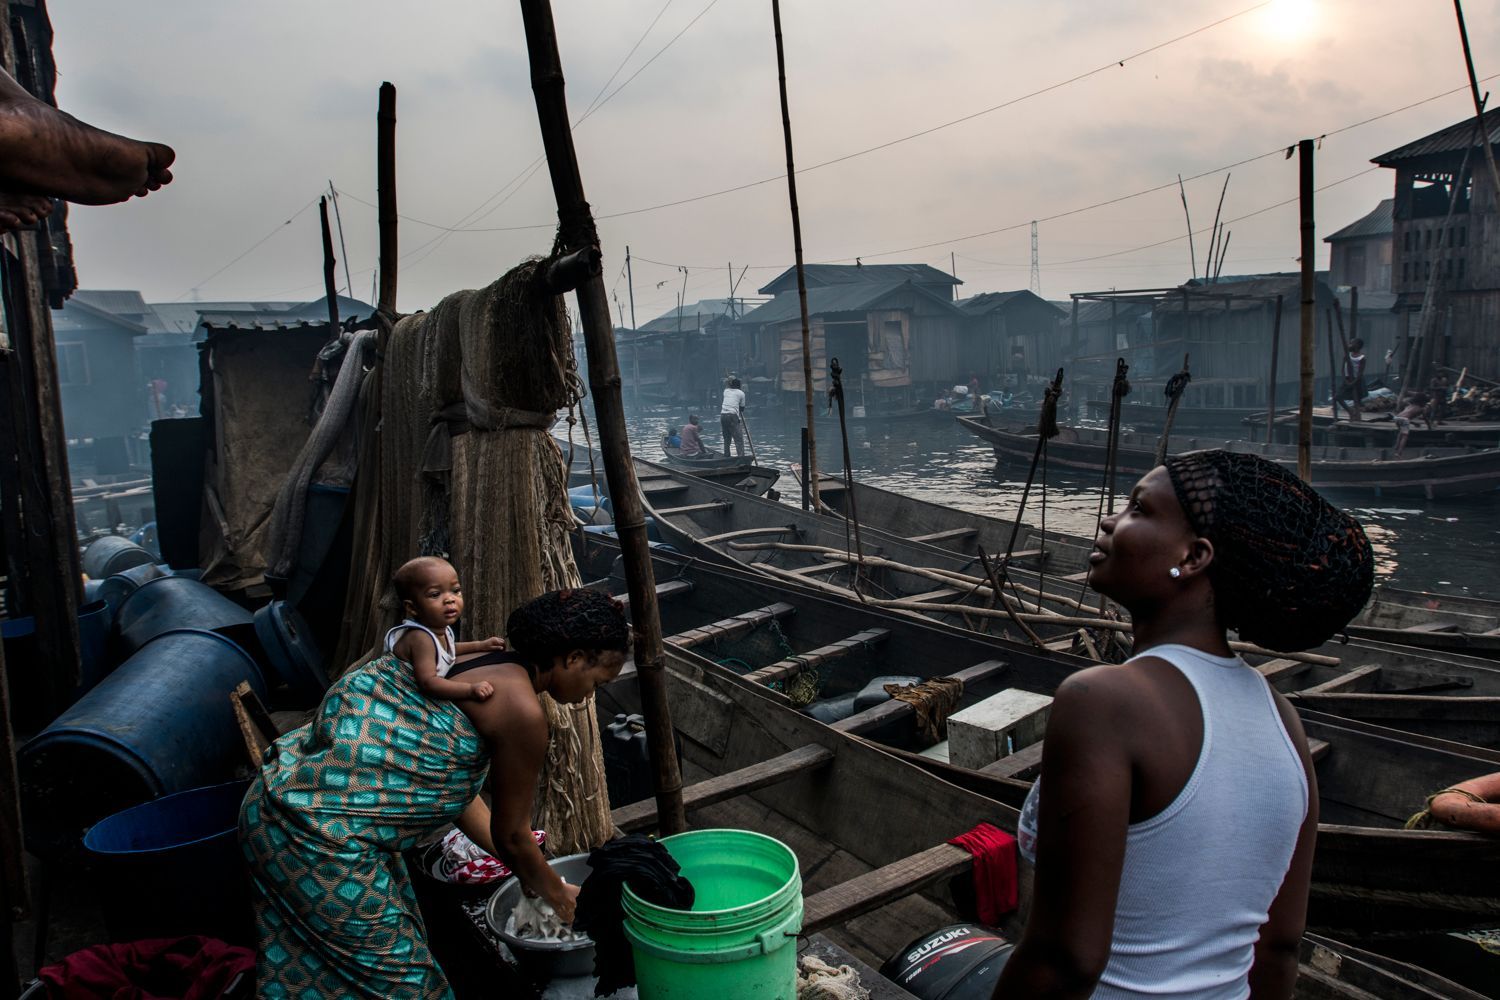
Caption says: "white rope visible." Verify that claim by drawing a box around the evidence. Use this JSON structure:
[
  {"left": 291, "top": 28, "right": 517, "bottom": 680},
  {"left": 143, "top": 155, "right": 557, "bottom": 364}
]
[{"left": 796, "top": 954, "right": 870, "bottom": 1000}]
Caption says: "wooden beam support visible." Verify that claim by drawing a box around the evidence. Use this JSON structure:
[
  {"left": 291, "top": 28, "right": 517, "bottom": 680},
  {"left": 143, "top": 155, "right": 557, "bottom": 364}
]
[
  {"left": 1255, "top": 658, "right": 1315, "bottom": 685},
  {"left": 655, "top": 501, "right": 733, "bottom": 517},
  {"left": 802, "top": 843, "right": 973, "bottom": 934},
  {"left": 609, "top": 578, "right": 694, "bottom": 612},
  {"left": 787, "top": 561, "right": 846, "bottom": 577},
  {"left": 834, "top": 660, "right": 1009, "bottom": 735},
  {"left": 611, "top": 744, "right": 833, "bottom": 833},
  {"left": 1297, "top": 664, "right": 1382, "bottom": 696},
  {"left": 696, "top": 525, "right": 797, "bottom": 545},
  {"left": 743, "top": 629, "right": 890, "bottom": 685},
  {"left": 909, "top": 527, "right": 978, "bottom": 544},
  {"left": 666, "top": 602, "right": 796, "bottom": 650}
]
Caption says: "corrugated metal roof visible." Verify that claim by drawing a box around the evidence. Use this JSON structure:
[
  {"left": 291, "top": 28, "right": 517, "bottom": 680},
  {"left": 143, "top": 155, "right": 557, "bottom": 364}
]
[
  {"left": 957, "top": 289, "right": 1066, "bottom": 318},
  {"left": 71, "top": 289, "right": 151, "bottom": 320},
  {"left": 52, "top": 296, "right": 147, "bottom": 334},
  {"left": 757, "top": 263, "right": 960, "bottom": 296},
  {"left": 740, "top": 279, "right": 962, "bottom": 326},
  {"left": 1324, "top": 199, "right": 1394, "bottom": 243},
  {"left": 1373, "top": 107, "right": 1500, "bottom": 165},
  {"left": 639, "top": 298, "right": 735, "bottom": 333},
  {"left": 1072, "top": 299, "right": 1152, "bottom": 325}
]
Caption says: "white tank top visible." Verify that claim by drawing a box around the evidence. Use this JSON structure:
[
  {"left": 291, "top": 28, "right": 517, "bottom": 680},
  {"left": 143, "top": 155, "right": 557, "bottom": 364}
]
[
  {"left": 1016, "top": 644, "right": 1308, "bottom": 1000},
  {"left": 384, "top": 620, "right": 457, "bottom": 678}
]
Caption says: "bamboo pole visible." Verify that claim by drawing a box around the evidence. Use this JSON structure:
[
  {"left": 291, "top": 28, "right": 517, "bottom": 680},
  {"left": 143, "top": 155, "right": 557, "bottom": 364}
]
[
  {"left": 1325, "top": 310, "right": 1341, "bottom": 421},
  {"left": 1297, "top": 139, "right": 1315, "bottom": 481},
  {"left": 377, "top": 82, "right": 398, "bottom": 316},
  {"left": 1177, "top": 173, "right": 1198, "bottom": 281},
  {"left": 319, "top": 196, "right": 341, "bottom": 336},
  {"left": 518, "top": 0, "right": 685, "bottom": 835},
  {"left": 772, "top": 0, "right": 821, "bottom": 510},
  {"left": 828, "top": 357, "right": 865, "bottom": 589},
  {"left": 1264, "top": 294, "right": 1283, "bottom": 444},
  {"left": 1454, "top": 0, "right": 1500, "bottom": 206}
]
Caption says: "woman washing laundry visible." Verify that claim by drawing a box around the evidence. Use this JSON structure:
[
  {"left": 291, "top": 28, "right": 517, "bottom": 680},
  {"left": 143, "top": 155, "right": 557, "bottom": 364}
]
[
  {"left": 239, "top": 588, "right": 630, "bottom": 998},
  {"left": 995, "top": 451, "right": 1373, "bottom": 999}
]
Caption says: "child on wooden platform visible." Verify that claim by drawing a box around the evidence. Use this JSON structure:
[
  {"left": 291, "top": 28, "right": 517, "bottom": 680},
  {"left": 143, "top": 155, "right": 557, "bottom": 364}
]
[{"left": 387, "top": 556, "right": 506, "bottom": 702}]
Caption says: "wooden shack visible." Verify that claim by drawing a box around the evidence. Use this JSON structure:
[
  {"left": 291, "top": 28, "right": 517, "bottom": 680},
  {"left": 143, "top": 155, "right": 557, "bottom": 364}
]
[{"left": 955, "top": 290, "right": 1066, "bottom": 386}]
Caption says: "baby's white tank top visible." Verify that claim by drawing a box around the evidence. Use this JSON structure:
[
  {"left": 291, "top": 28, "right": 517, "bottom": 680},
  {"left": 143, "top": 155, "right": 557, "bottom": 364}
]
[{"left": 384, "top": 620, "right": 457, "bottom": 678}]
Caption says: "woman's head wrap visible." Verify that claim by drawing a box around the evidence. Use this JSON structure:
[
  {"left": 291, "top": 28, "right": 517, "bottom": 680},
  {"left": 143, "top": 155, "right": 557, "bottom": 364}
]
[
  {"left": 1163, "top": 450, "right": 1374, "bottom": 652},
  {"left": 507, "top": 588, "right": 630, "bottom": 670}
]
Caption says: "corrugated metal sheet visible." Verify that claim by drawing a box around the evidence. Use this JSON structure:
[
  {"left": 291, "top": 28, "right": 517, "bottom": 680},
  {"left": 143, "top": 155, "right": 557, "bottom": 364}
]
[
  {"left": 71, "top": 289, "right": 151, "bottom": 319},
  {"left": 740, "top": 280, "right": 962, "bottom": 326},
  {"left": 957, "top": 289, "right": 1066, "bottom": 317},
  {"left": 1324, "top": 199, "right": 1394, "bottom": 243},
  {"left": 757, "top": 263, "right": 960, "bottom": 295},
  {"left": 1373, "top": 107, "right": 1500, "bottom": 165}
]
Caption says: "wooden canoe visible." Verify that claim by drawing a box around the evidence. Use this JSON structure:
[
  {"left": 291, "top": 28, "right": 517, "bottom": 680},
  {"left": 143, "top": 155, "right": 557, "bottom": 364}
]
[
  {"left": 585, "top": 549, "right": 1500, "bottom": 937},
  {"left": 562, "top": 441, "right": 781, "bottom": 498},
  {"left": 811, "top": 467, "right": 1500, "bottom": 664},
  {"left": 957, "top": 414, "right": 1500, "bottom": 499},
  {"left": 595, "top": 632, "right": 1485, "bottom": 996}
]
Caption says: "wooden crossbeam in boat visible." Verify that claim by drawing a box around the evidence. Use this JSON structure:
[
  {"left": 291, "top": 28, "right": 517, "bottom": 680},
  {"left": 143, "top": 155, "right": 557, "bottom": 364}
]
[
  {"left": 981, "top": 734, "right": 1331, "bottom": 784},
  {"left": 696, "top": 526, "right": 797, "bottom": 545},
  {"left": 611, "top": 744, "right": 834, "bottom": 833},
  {"left": 909, "top": 527, "right": 978, "bottom": 544},
  {"left": 1296, "top": 664, "right": 1382, "bottom": 696},
  {"left": 743, "top": 629, "right": 891, "bottom": 685},
  {"left": 655, "top": 501, "right": 733, "bottom": 516},
  {"left": 1255, "top": 658, "right": 1314, "bottom": 684},
  {"left": 641, "top": 483, "right": 689, "bottom": 495},
  {"left": 611, "top": 578, "right": 694, "bottom": 612},
  {"left": 802, "top": 843, "right": 973, "bottom": 935},
  {"left": 904, "top": 587, "right": 961, "bottom": 602},
  {"left": 834, "top": 660, "right": 1009, "bottom": 736},
  {"left": 666, "top": 603, "right": 797, "bottom": 650},
  {"left": 787, "top": 562, "right": 846, "bottom": 577}
]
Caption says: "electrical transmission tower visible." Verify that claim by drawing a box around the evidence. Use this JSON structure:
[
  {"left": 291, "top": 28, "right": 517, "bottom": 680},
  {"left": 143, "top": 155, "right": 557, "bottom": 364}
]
[{"left": 1029, "top": 221, "right": 1041, "bottom": 295}]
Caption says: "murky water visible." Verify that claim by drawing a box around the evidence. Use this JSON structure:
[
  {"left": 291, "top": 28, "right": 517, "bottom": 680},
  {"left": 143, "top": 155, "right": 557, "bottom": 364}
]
[{"left": 565, "top": 401, "right": 1500, "bottom": 600}]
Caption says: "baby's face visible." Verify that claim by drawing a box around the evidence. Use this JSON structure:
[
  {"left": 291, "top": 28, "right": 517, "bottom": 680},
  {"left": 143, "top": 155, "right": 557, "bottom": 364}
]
[{"left": 407, "top": 563, "right": 464, "bottom": 628}]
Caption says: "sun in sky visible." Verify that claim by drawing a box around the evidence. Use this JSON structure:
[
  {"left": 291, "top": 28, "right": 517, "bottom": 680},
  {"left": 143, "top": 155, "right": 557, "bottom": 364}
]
[{"left": 1261, "top": 0, "right": 1320, "bottom": 42}]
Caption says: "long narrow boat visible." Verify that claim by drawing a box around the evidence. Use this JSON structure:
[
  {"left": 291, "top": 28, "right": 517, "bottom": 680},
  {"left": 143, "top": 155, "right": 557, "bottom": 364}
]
[
  {"left": 583, "top": 548, "right": 1500, "bottom": 938},
  {"left": 1084, "top": 398, "right": 1266, "bottom": 435},
  {"left": 619, "top": 459, "right": 1500, "bottom": 733},
  {"left": 812, "top": 466, "right": 1500, "bottom": 660},
  {"left": 1245, "top": 407, "right": 1500, "bottom": 451},
  {"left": 594, "top": 632, "right": 1489, "bottom": 996},
  {"left": 958, "top": 414, "right": 1500, "bottom": 499}
]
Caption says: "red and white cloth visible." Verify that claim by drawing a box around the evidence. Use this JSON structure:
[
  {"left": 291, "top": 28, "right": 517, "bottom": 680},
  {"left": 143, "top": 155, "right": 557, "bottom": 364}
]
[{"left": 439, "top": 827, "right": 546, "bottom": 884}]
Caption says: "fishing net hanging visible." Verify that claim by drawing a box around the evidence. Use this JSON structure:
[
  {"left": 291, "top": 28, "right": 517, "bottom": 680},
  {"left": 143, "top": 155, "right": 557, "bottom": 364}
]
[{"left": 1164, "top": 450, "right": 1374, "bottom": 652}]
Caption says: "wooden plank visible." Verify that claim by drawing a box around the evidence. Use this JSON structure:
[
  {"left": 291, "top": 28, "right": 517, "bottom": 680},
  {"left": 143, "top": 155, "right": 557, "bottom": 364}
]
[
  {"left": 979, "top": 739, "right": 1045, "bottom": 780},
  {"left": 743, "top": 629, "right": 891, "bottom": 685},
  {"left": 1298, "top": 664, "right": 1382, "bottom": 695},
  {"left": 904, "top": 587, "right": 961, "bottom": 603},
  {"left": 833, "top": 660, "right": 1009, "bottom": 735},
  {"left": 802, "top": 844, "right": 973, "bottom": 934},
  {"left": 666, "top": 602, "right": 797, "bottom": 650},
  {"left": 1256, "top": 658, "right": 1314, "bottom": 684},
  {"left": 612, "top": 744, "right": 834, "bottom": 833},
  {"left": 909, "top": 527, "right": 978, "bottom": 544},
  {"left": 788, "top": 561, "right": 846, "bottom": 577},
  {"left": 611, "top": 578, "right": 694, "bottom": 612},
  {"left": 655, "top": 500, "right": 733, "bottom": 516},
  {"left": 1309, "top": 738, "right": 1330, "bottom": 763},
  {"left": 697, "top": 525, "right": 797, "bottom": 545}
]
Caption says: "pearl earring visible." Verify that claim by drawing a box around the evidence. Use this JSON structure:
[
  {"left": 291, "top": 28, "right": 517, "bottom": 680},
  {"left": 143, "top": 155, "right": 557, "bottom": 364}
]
[{"left": 1169, "top": 567, "right": 1182, "bottom": 579}]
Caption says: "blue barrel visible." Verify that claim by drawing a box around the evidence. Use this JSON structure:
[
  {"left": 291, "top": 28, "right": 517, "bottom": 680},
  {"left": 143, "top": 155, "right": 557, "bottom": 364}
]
[
  {"left": 84, "top": 779, "right": 253, "bottom": 944},
  {"left": 95, "top": 562, "right": 171, "bottom": 619},
  {"left": 253, "top": 600, "right": 329, "bottom": 706},
  {"left": 19, "top": 628, "right": 266, "bottom": 855},
  {"left": 82, "top": 535, "right": 156, "bottom": 579},
  {"left": 114, "top": 576, "right": 255, "bottom": 656},
  {"left": 76, "top": 598, "right": 113, "bottom": 697}
]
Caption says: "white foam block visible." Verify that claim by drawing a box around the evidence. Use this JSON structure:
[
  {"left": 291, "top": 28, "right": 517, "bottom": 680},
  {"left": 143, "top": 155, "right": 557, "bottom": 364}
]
[{"left": 948, "top": 689, "right": 1053, "bottom": 770}]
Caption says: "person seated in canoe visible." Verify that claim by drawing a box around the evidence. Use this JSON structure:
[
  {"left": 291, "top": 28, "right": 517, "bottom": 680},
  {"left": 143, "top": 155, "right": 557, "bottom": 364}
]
[
  {"left": 678, "top": 414, "right": 706, "bottom": 457},
  {"left": 997, "top": 451, "right": 1373, "bottom": 1000},
  {"left": 665, "top": 425, "right": 682, "bottom": 449},
  {"left": 239, "top": 589, "right": 630, "bottom": 998},
  {"left": 386, "top": 556, "right": 506, "bottom": 702}
]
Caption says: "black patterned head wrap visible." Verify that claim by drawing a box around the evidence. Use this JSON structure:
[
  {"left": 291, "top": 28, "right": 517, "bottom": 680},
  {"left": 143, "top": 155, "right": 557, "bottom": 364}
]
[
  {"left": 507, "top": 588, "right": 630, "bottom": 671},
  {"left": 1163, "top": 450, "right": 1374, "bottom": 652}
]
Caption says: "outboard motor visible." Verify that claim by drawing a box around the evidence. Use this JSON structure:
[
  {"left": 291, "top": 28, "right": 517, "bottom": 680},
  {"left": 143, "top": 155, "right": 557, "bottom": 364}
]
[{"left": 882, "top": 924, "right": 1014, "bottom": 1000}]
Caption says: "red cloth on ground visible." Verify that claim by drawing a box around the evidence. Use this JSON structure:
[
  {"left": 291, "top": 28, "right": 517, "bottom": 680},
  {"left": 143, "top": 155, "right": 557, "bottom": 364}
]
[
  {"left": 947, "top": 822, "right": 1018, "bottom": 925},
  {"left": 38, "top": 936, "right": 254, "bottom": 999}
]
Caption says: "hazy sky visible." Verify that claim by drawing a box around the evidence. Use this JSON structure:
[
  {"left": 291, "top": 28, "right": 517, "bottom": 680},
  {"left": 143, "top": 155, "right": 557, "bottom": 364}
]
[{"left": 49, "top": 0, "right": 1500, "bottom": 321}]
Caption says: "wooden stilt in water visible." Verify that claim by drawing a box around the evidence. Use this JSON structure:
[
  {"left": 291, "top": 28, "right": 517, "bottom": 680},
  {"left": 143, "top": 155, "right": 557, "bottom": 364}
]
[
  {"left": 377, "top": 82, "right": 398, "bottom": 317},
  {"left": 1263, "top": 294, "right": 1283, "bottom": 445},
  {"left": 318, "top": 196, "right": 341, "bottom": 336},
  {"left": 772, "top": 0, "right": 822, "bottom": 512},
  {"left": 1297, "top": 138, "right": 1315, "bottom": 482},
  {"left": 518, "top": 0, "right": 685, "bottom": 835}
]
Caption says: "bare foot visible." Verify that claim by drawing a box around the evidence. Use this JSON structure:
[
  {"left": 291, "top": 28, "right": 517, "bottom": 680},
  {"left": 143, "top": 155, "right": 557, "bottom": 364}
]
[
  {"left": 0, "top": 67, "right": 173, "bottom": 206},
  {"left": 0, "top": 190, "right": 52, "bottom": 231}
]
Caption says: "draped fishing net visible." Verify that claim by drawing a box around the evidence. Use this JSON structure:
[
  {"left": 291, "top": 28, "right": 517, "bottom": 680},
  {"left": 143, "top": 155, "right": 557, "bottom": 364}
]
[{"left": 1164, "top": 450, "right": 1374, "bottom": 652}]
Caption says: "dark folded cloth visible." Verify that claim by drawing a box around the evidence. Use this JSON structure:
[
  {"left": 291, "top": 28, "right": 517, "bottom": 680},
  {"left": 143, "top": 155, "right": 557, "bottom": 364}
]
[
  {"left": 575, "top": 834, "right": 695, "bottom": 997},
  {"left": 37, "top": 935, "right": 255, "bottom": 1000}
]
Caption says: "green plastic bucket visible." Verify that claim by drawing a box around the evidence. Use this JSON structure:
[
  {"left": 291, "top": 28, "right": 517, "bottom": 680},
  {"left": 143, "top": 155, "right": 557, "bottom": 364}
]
[{"left": 623, "top": 829, "right": 803, "bottom": 999}]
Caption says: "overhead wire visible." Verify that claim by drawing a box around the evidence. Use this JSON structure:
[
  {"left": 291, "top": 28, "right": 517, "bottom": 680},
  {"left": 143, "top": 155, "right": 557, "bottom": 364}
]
[{"left": 169, "top": 196, "right": 321, "bottom": 301}]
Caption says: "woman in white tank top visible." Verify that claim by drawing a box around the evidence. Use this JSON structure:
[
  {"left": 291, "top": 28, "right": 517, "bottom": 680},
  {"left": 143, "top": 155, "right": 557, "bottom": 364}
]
[{"left": 994, "top": 451, "right": 1373, "bottom": 1000}]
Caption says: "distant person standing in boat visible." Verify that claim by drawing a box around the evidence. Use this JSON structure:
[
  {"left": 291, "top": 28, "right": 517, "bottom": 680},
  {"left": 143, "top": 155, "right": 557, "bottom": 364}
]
[
  {"left": 1342, "top": 338, "right": 1366, "bottom": 422},
  {"left": 1392, "top": 393, "right": 1429, "bottom": 458},
  {"left": 996, "top": 451, "right": 1373, "bottom": 1000},
  {"left": 678, "top": 414, "right": 705, "bottom": 457},
  {"left": 720, "top": 376, "right": 747, "bottom": 458}
]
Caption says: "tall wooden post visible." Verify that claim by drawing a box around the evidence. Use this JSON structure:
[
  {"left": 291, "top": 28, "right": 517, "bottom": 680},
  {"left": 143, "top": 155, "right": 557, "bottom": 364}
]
[
  {"left": 377, "top": 82, "right": 398, "bottom": 317},
  {"left": 772, "top": 0, "right": 820, "bottom": 509},
  {"left": 1264, "top": 294, "right": 1283, "bottom": 445},
  {"left": 1454, "top": 0, "right": 1500, "bottom": 205},
  {"left": 319, "top": 197, "right": 340, "bottom": 335},
  {"left": 1297, "top": 139, "right": 1315, "bottom": 481},
  {"left": 518, "top": 0, "right": 685, "bottom": 835}
]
